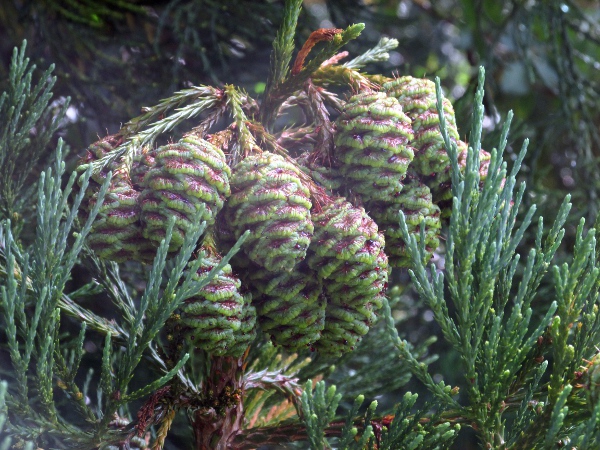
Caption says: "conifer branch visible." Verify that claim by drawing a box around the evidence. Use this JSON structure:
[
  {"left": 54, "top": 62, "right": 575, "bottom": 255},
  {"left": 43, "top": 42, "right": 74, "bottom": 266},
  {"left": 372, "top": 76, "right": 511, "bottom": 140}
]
[
  {"left": 381, "top": 297, "right": 460, "bottom": 408},
  {"left": 225, "top": 85, "right": 259, "bottom": 163},
  {"left": 0, "top": 41, "right": 69, "bottom": 232},
  {"left": 120, "top": 86, "right": 224, "bottom": 136},
  {"left": 261, "top": 23, "right": 365, "bottom": 130},
  {"left": 300, "top": 380, "right": 342, "bottom": 450},
  {"left": 89, "top": 87, "right": 225, "bottom": 178},
  {"left": 343, "top": 36, "right": 399, "bottom": 69}
]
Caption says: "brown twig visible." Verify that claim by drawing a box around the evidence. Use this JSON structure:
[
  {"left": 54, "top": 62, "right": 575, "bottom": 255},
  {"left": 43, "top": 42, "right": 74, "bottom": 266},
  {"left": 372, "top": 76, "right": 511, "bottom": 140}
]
[{"left": 292, "top": 28, "right": 343, "bottom": 76}]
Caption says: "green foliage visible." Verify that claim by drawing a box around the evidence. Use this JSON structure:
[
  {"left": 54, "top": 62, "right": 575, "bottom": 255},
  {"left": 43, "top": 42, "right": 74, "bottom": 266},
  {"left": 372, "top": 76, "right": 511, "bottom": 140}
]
[
  {"left": 301, "top": 380, "right": 343, "bottom": 449},
  {"left": 0, "top": 41, "right": 68, "bottom": 235}
]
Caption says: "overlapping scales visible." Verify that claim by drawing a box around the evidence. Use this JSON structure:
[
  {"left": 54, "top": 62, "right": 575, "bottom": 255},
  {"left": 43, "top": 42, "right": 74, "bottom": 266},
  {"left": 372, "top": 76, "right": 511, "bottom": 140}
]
[
  {"left": 131, "top": 147, "right": 155, "bottom": 190},
  {"left": 307, "top": 199, "right": 387, "bottom": 356},
  {"left": 140, "top": 132, "right": 231, "bottom": 251},
  {"left": 225, "top": 152, "right": 313, "bottom": 272},
  {"left": 316, "top": 237, "right": 388, "bottom": 357},
  {"left": 296, "top": 152, "right": 343, "bottom": 193},
  {"left": 75, "top": 136, "right": 155, "bottom": 263},
  {"left": 180, "top": 249, "right": 245, "bottom": 356},
  {"left": 226, "top": 289, "right": 257, "bottom": 358},
  {"left": 334, "top": 92, "right": 414, "bottom": 201},
  {"left": 75, "top": 135, "right": 122, "bottom": 212},
  {"left": 86, "top": 175, "right": 155, "bottom": 263},
  {"left": 383, "top": 76, "right": 460, "bottom": 196},
  {"left": 249, "top": 262, "right": 325, "bottom": 351},
  {"left": 369, "top": 174, "right": 441, "bottom": 268},
  {"left": 307, "top": 199, "right": 380, "bottom": 278}
]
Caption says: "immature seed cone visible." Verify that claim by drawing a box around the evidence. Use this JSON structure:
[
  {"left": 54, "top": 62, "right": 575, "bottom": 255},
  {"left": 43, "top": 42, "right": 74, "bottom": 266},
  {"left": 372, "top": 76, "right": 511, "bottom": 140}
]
[
  {"left": 86, "top": 171, "right": 156, "bottom": 263},
  {"left": 316, "top": 247, "right": 389, "bottom": 357},
  {"left": 307, "top": 198, "right": 387, "bottom": 356},
  {"left": 180, "top": 247, "right": 246, "bottom": 356},
  {"left": 75, "top": 135, "right": 123, "bottom": 212},
  {"left": 74, "top": 136, "right": 157, "bottom": 263},
  {"left": 140, "top": 132, "right": 231, "bottom": 251},
  {"left": 225, "top": 152, "right": 313, "bottom": 272},
  {"left": 248, "top": 261, "right": 325, "bottom": 351},
  {"left": 383, "top": 77, "right": 460, "bottom": 192},
  {"left": 334, "top": 92, "right": 414, "bottom": 202},
  {"left": 369, "top": 174, "right": 441, "bottom": 268}
]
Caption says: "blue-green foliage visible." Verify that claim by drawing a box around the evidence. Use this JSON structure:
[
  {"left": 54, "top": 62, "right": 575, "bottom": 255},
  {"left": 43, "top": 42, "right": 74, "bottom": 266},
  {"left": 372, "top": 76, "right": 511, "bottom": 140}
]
[
  {"left": 0, "top": 138, "right": 246, "bottom": 447},
  {"left": 0, "top": 41, "right": 68, "bottom": 233}
]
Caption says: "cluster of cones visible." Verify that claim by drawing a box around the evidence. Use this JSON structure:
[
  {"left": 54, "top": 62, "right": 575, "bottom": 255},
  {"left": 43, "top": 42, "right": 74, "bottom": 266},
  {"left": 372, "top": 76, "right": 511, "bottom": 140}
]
[{"left": 75, "top": 76, "right": 490, "bottom": 359}]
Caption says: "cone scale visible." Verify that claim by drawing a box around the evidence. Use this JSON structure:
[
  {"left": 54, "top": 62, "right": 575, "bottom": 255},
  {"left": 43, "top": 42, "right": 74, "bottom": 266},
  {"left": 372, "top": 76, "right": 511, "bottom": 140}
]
[{"left": 179, "top": 247, "right": 248, "bottom": 356}]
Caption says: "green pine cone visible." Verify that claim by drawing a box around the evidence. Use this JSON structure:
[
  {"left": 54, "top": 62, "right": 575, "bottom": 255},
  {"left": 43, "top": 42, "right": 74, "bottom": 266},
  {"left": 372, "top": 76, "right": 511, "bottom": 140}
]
[
  {"left": 226, "top": 288, "right": 258, "bottom": 358},
  {"left": 334, "top": 92, "right": 414, "bottom": 201},
  {"left": 86, "top": 175, "right": 156, "bottom": 263},
  {"left": 249, "top": 262, "right": 325, "bottom": 351},
  {"left": 225, "top": 152, "right": 313, "bottom": 272},
  {"left": 369, "top": 175, "right": 441, "bottom": 268},
  {"left": 307, "top": 198, "right": 381, "bottom": 279},
  {"left": 315, "top": 236, "right": 389, "bottom": 357},
  {"left": 180, "top": 248, "right": 245, "bottom": 356},
  {"left": 383, "top": 76, "right": 459, "bottom": 184},
  {"left": 140, "top": 132, "right": 231, "bottom": 251},
  {"left": 306, "top": 198, "right": 387, "bottom": 357}
]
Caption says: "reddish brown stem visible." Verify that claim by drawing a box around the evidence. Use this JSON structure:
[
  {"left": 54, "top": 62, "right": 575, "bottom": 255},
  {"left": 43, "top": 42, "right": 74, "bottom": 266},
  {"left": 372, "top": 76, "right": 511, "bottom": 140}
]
[
  {"left": 292, "top": 29, "right": 343, "bottom": 76},
  {"left": 191, "top": 356, "right": 245, "bottom": 450}
]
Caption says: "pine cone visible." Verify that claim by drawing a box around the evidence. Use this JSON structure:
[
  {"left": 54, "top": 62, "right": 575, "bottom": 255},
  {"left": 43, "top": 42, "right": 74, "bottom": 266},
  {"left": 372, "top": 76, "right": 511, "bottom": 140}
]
[
  {"left": 225, "top": 152, "right": 313, "bottom": 272},
  {"left": 316, "top": 247, "right": 388, "bottom": 357},
  {"left": 180, "top": 247, "right": 245, "bottom": 356},
  {"left": 86, "top": 174, "right": 155, "bottom": 263},
  {"left": 249, "top": 262, "right": 325, "bottom": 351},
  {"left": 383, "top": 77, "right": 460, "bottom": 190},
  {"left": 334, "top": 92, "right": 414, "bottom": 202},
  {"left": 369, "top": 174, "right": 441, "bottom": 268},
  {"left": 140, "top": 132, "right": 231, "bottom": 251},
  {"left": 307, "top": 198, "right": 387, "bottom": 356}
]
